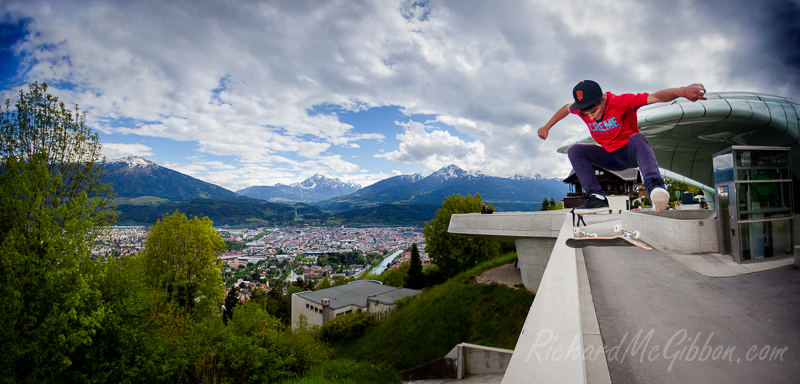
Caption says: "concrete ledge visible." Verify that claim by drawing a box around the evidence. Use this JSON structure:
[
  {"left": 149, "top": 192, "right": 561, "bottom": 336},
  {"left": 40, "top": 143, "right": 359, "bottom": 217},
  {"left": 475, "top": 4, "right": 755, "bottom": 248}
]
[
  {"left": 622, "top": 210, "right": 718, "bottom": 254},
  {"left": 501, "top": 214, "right": 586, "bottom": 384},
  {"left": 448, "top": 211, "right": 567, "bottom": 243}
]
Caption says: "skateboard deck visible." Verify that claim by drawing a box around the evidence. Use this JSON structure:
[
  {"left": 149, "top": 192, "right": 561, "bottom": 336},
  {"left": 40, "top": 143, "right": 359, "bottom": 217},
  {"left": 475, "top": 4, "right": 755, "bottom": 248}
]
[{"left": 566, "top": 236, "right": 652, "bottom": 250}]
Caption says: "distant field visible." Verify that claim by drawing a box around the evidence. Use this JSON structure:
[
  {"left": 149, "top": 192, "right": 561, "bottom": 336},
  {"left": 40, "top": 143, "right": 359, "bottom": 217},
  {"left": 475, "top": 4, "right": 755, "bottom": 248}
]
[
  {"left": 115, "top": 196, "right": 170, "bottom": 204},
  {"left": 332, "top": 252, "right": 533, "bottom": 371}
]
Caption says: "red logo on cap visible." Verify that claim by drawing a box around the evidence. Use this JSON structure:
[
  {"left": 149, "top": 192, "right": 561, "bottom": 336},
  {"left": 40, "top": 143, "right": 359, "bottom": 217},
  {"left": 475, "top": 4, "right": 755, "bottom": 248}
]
[{"left": 576, "top": 90, "right": 584, "bottom": 101}]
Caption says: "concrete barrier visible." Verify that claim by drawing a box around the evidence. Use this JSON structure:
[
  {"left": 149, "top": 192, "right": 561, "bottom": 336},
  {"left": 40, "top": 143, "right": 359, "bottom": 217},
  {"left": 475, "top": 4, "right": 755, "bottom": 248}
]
[
  {"left": 398, "top": 342, "right": 513, "bottom": 381},
  {"left": 794, "top": 245, "right": 800, "bottom": 269},
  {"left": 501, "top": 214, "right": 586, "bottom": 383},
  {"left": 448, "top": 211, "right": 612, "bottom": 383},
  {"left": 622, "top": 210, "right": 718, "bottom": 254},
  {"left": 448, "top": 211, "right": 564, "bottom": 293}
]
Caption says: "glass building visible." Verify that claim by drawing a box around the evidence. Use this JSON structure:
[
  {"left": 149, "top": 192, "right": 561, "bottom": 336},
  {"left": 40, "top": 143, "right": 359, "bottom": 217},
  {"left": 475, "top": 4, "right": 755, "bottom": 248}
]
[{"left": 713, "top": 147, "right": 793, "bottom": 262}]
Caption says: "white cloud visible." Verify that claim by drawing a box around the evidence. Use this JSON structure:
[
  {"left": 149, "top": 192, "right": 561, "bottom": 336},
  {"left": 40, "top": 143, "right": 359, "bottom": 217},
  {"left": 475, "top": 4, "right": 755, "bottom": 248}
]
[
  {"left": 101, "top": 143, "right": 154, "bottom": 160},
  {"left": 2, "top": 0, "right": 797, "bottom": 190},
  {"left": 376, "top": 120, "right": 487, "bottom": 172}
]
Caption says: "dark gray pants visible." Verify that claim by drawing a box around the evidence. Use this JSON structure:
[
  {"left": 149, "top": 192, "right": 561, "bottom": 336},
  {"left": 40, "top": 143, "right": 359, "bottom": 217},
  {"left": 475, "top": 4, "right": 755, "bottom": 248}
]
[{"left": 567, "top": 133, "right": 664, "bottom": 197}]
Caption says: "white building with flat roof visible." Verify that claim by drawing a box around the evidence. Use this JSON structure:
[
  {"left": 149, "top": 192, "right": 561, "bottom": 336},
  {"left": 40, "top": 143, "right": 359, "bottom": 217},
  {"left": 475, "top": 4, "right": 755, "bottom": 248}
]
[{"left": 291, "top": 280, "right": 421, "bottom": 328}]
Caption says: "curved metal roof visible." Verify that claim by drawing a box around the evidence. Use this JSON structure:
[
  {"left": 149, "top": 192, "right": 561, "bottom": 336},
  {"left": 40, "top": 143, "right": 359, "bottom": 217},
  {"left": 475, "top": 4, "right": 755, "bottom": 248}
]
[{"left": 557, "top": 92, "right": 800, "bottom": 194}]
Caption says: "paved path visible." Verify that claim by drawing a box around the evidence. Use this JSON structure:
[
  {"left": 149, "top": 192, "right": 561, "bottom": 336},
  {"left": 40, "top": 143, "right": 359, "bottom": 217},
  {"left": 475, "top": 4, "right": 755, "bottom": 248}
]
[{"left": 580, "top": 220, "right": 800, "bottom": 383}]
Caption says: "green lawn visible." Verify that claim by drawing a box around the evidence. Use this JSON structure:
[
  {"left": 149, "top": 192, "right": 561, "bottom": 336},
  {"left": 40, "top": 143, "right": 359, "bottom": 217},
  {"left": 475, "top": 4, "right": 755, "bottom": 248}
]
[{"left": 281, "top": 359, "right": 400, "bottom": 384}]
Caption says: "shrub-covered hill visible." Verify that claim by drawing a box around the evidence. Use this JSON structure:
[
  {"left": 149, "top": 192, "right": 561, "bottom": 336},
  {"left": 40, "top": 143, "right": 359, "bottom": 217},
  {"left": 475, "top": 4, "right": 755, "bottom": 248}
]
[{"left": 333, "top": 253, "right": 533, "bottom": 371}]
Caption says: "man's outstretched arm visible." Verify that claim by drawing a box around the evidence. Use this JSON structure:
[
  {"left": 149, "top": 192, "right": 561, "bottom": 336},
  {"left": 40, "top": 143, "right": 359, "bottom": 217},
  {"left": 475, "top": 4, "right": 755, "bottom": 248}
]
[
  {"left": 647, "top": 83, "right": 707, "bottom": 104},
  {"left": 537, "top": 103, "right": 572, "bottom": 140}
]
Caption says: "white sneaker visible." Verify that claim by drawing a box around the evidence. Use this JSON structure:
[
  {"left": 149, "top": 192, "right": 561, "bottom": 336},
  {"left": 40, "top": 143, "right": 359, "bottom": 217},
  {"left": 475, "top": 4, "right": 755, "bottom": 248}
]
[{"left": 650, "top": 187, "right": 670, "bottom": 212}]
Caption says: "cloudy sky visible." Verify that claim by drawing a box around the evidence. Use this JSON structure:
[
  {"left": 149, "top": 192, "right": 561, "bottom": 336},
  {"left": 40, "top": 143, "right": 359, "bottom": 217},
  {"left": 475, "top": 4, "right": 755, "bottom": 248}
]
[{"left": 1, "top": 0, "right": 798, "bottom": 191}]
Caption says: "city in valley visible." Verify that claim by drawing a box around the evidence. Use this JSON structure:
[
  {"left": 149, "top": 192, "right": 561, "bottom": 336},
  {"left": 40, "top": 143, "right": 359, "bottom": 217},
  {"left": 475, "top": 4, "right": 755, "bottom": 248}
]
[{"left": 95, "top": 225, "right": 428, "bottom": 296}]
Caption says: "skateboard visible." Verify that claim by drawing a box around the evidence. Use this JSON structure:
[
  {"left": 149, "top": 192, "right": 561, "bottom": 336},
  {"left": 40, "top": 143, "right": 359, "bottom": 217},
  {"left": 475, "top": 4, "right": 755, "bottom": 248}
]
[{"left": 567, "top": 227, "right": 652, "bottom": 250}]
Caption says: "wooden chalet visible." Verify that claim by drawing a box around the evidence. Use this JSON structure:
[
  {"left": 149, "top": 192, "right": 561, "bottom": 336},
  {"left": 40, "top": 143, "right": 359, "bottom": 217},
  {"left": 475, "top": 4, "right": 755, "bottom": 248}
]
[{"left": 562, "top": 167, "right": 643, "bottom": 209}]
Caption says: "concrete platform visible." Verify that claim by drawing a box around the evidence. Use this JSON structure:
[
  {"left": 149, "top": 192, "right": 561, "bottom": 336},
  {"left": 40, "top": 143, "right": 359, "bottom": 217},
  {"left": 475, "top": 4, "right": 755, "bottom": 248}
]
[{"left": 580, "top": 219, "right": 800, "bottom": 383}]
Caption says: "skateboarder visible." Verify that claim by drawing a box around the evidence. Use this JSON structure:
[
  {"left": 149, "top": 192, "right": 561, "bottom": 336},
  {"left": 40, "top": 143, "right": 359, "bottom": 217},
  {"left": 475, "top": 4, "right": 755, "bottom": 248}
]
[{"left": 538, "top": 80, "right": 706, "bottom": 213}]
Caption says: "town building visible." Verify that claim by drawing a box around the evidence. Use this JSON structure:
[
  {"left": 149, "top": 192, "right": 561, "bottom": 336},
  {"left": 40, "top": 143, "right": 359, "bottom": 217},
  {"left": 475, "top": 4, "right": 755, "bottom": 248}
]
[{"left": 291, "top": 280, "right": 421, "bottom": 328}]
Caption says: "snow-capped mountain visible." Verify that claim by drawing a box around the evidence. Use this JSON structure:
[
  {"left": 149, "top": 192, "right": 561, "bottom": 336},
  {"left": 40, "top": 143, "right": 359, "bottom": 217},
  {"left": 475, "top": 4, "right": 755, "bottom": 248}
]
[
  {"left": 316, "top": 164, "right": 569, "bottom": 212},
  {"left": 291, "top": 174, "right": 361, "bottom": 190},
  {"left": 428, "top": 164, "right": 468, "bottom": 181},
  {"left": 103, "top": 156, "right": 240, "bottom": 200},
  {"left": 107, "top": 155, "right": 155, "bottom": 168},
  {"left": 237, "top": 174, "right": 362, "bottom": 203}
]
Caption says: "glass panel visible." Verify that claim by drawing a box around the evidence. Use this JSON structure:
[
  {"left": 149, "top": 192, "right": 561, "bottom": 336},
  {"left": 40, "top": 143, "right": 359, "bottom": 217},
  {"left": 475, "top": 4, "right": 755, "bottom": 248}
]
[
  {"left": 735, "top": 150, "right": 789, "bottom": 168},
  {"left": 738, "top": 219, "right": 794, "bottom": 261},
  {"left": 736, "top": 168, "right": 790, "bottom": 181},
  {"left": 713, "top": 152, "right": 733, "bottom": 184},
  {"left": 736, "top": 182, "right": 793, "bottom": 220},
  {"left": 769, "top": 219, "right": 794, "bottom": 257}
]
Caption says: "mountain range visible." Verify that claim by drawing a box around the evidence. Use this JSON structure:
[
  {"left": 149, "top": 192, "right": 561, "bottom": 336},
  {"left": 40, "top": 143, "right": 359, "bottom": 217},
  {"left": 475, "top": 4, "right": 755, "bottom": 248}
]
[
  {"left": 237, "top": 174, "right": 361, "bottom": 203},
  {"left": 315, "top": 164, "right": 567, "bottom": 212},
  {"left": 102, "top": 156, "right": 569, "bottom": 225}
]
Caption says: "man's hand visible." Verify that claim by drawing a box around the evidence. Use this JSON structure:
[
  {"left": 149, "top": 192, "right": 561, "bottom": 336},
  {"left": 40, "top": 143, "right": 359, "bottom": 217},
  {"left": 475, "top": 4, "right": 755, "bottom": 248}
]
[
  {"left": 647, "top": 83, "right": 708, "bottom": 104},
  {"left": 538, "top": 126, "right": 550, "bottom": 140},
  {"left": 681, "top": 83, "right": 707, "bottom": 102}
]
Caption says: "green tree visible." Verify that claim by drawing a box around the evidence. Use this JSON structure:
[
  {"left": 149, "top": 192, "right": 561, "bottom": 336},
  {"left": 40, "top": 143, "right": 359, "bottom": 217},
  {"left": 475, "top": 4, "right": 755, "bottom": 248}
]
[
  {"left": 223, "top": 286, "right": 240, "bottom": 325},
  {"left": 141, "top": 211, "right": 225, "bottom": 315},
  {"left": 381, "top": 262, "right": 409, "bottom": 287},
  {"left": 665, "top": 178, "right": 700, "bottom": 203},
  {"left": 0, "top": 82, "right": 115, "bottom": 380},
  {"left": 540, "top": 197, "right": 552, "bottom": 211},
  {"left": 405, "top": 243, "right": 424, "bottom": 289},
  {"left": 540, "top": 197, "right": 563, "bottom": 211},
  {"left": 423, "top": 193, "right": 501, "bottom": 278}
]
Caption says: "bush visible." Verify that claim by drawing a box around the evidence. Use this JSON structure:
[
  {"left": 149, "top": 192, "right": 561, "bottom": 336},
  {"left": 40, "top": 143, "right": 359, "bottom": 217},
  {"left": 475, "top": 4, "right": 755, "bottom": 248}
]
[
  {"left": 320, "top": 312, "right": 378, "bottom": 343},
  {"left": 282, "top": 359, "right": 400, "bottom": 384}
]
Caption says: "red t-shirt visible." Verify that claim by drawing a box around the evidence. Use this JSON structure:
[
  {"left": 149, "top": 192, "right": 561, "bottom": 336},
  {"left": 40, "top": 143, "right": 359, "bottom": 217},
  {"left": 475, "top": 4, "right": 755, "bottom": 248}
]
[{"left": 570, "top": 92, "right": 649, "bottom": 152}]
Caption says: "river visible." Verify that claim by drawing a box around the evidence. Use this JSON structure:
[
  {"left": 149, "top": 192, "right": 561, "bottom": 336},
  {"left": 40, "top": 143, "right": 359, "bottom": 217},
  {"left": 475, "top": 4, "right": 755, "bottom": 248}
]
[{"left": 368, "top": 249, "right": 404, "bottom": 275}]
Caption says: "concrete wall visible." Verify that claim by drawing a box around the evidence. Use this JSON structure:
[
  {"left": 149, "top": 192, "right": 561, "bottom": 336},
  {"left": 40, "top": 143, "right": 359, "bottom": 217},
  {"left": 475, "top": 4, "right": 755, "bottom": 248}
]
[
  {"left": 607, "top": 195, "right": 630, "bottom": 214},
  {"left": 367, "top": 300, "right": 394, "bottom": 314},
  {"left": 460, "top": 343, "right": 513, "bottom": 376},
  {"left": 449, "top": 211, "right": 566, "bottom": 293},
  {"left": 291, "top": 294, "right": 359, "bottom": 328},
  {"left": 622, "top": 210, "right": 718, "bottom": 254}
]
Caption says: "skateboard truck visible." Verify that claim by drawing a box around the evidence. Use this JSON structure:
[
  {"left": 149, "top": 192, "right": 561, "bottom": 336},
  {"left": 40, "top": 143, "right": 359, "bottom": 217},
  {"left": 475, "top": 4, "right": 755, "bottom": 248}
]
[
  {"left": 573, "top": 227, "right": 597, "bottom": 238},
  {"left": 613, "top": 225, "right": 641, "bottom": 240}
]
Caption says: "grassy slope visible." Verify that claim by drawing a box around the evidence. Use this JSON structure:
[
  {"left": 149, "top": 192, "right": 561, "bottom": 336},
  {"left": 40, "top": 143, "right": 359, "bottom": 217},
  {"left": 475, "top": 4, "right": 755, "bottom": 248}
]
[{"left": 333, "top": 253, "right": 534, "bottom": 372}]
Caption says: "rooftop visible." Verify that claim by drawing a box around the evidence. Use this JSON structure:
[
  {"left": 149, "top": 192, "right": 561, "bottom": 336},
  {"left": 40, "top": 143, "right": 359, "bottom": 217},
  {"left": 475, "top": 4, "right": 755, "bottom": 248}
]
[
  {"left": 368, "top": 288, "right": 423, "bottom": 306},
  {"left": 295, "top": 280, "right": 397, "bottom": 310}
]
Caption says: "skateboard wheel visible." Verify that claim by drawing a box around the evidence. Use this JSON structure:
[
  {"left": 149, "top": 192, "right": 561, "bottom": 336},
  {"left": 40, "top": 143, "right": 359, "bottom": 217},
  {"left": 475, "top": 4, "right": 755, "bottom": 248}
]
[
  {"left": 633, "top": 231, "right": 641, "bottom": 239},
  {"left": 613, "top": 224, "right": 621, "bottom": 233},
  {"left": 573, "top": 227, "right": 580, "bottom": 235}
]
